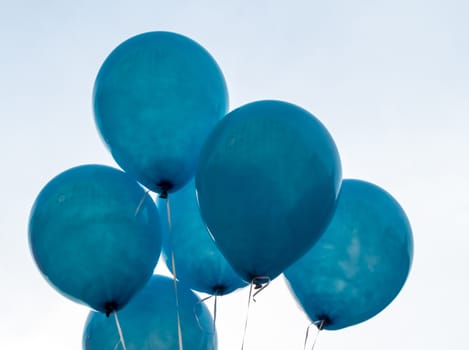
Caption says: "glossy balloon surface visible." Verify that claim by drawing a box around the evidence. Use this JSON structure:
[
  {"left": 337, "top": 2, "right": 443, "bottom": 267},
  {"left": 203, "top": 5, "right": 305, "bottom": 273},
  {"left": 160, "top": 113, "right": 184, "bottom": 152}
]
[
  {"left": 285, "top": 179, "right": 414, "bottom": 330},
  {"left": 157, "top": 179, "right": 247, "bottom": 295},
  {"left": 93, "top": 31, "right": 229, "bottom": 193},
  {"left": 196, "top": 100, "right": 342, "bottom": 282},
  {"left": 83, "top": 275, "right": 217, "bottom": 350},
  {"left": 29, "top": 164, "right": 162, "bottom": 313}
]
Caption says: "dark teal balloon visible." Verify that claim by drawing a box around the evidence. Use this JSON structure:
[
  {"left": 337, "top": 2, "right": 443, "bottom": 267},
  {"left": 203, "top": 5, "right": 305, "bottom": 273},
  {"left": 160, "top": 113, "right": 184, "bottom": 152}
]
[
  {"left": 28, "top": 164, "right": 162, "bottom": 313},
  {"left": 93, "top": 31, "right": 229, "bottom": 194},
  {"left": 83, "top": 275, "right": 217, "bottom": 350},
  {"left": 157, "top": 179, "right": 247, "bottom": 295},
  {"left": 284, "top": 179, "right": 414, "bottom": 330},
  {"left": 196, "top": 100, "right": 342, "bottom": 282}
]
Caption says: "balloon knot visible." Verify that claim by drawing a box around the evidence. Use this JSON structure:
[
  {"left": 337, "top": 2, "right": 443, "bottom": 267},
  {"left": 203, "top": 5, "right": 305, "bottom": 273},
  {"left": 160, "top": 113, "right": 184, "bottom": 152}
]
[
  {"left": 251, "top": 276, "right": 270, "bottom": 288},
  {"left": 250, "top": 276, "right": 270, "bottom": 302},
  {"left": 212, "top": 285, "right": 226, "bottom": 296},
  {"left": 316, "top": 315, "right": 331, "bottom": 330},
  {"left": 104, "top": 301, "right": 118, "bottom": 317},
  {"left": 157, "top": 180, "right": 173, "bottom": 198}
]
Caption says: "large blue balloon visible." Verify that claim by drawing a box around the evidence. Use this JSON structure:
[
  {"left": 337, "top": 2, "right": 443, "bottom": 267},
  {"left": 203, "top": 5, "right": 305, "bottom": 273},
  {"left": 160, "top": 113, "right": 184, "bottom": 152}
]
[
  {"left": 284, "top": 179, "right": 414, "bottom": 330},
  {"left": 196, "top": 100, "right": 342, "bottom": 283},
  {"left": 93, "top": 31, "right": 229, "bottom": 194},
  {"left": 83, "top": 275, "right": 217, "bottom": 350},
  {"left": 28, "top": 164, "right": 162, "bottom": 314},
  {"left": 157, "top": 179, "right": 247, "bottom": 295}
]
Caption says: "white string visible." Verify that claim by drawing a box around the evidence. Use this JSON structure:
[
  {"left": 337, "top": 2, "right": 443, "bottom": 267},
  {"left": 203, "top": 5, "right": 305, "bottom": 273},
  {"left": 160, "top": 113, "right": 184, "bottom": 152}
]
[
  {"left": 303, "top": 319, "right": 325, "bottom": 350},
  {"left": 193, "top": 294, "right": 218, "bottom": 350},
  {"left": 194, "top": 295, "right": 214, "bottom": 330},
  {"left": 166, "top": 195, "right": 184, "bottom": 350},
  {"left": 240, "top": 276, "right": 270, "bottom": 350},
  {"left": 240, "top": 282, "right": 255, "bottom": 350},
  {"left": 113, "top": 311, "right": 128, "bottom": 350},
  {"left": 134, "top": 189, "right": 150, "bottom": 216},
  {"left": 213, "top": 295, "right": 218, "bottom": 350},
  {"left": 213, "top": 295, "right": 218, "bottom": 330}
]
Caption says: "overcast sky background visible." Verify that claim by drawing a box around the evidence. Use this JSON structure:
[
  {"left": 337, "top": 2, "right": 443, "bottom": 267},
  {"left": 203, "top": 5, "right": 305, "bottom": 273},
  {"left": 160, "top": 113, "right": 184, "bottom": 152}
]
[{"left": 1, "top": 1, "right": 468, "bottom": 349}]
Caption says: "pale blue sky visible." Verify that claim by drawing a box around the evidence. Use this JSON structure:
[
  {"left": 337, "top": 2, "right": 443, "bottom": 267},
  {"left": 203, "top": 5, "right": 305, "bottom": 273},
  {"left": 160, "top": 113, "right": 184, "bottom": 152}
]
[{"left": 1, "top": 1, "right": 468, "bottom": 349}]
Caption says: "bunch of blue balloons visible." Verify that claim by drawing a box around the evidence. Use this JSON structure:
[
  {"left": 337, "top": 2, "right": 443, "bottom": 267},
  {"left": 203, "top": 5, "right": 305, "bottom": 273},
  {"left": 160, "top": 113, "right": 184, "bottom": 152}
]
[{"left": 28, "top": 30, "right": 413, "bottom": 349}]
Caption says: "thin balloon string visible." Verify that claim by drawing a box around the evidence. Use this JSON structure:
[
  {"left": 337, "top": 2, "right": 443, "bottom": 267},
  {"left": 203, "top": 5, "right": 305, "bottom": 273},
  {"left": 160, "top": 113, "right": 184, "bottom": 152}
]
[
  {"left": 194, "top": 295, "right": 214, "bottom": 331},
  {"left": 113, "top": 311, "right": 128, "bottom": 350},
  {"left": 134, "top": 189, "right": 150, "bottom": 216},
  {"left": 166, "top": 195, "right": 184, "bottom": 350},
  {"left": 240, "top": 276, "right": 270, "bottom": 350},
  {"left": 303, "top": 319, "right": 325, "bottom": 350},
  {"left": 240, "top": 282, "right": 255, "bottom": 350},
  {"left": 193, "top": 294, "right": 218, "bottom": 350},
  {"left": 213, "top": 295, "right": 218, "bottom": 330},
  {"left": 194, "top": 294, "right": 217, "bottom": 349},
  {"left": 213, "top": 295, "right": 218, "bottom": 350}
]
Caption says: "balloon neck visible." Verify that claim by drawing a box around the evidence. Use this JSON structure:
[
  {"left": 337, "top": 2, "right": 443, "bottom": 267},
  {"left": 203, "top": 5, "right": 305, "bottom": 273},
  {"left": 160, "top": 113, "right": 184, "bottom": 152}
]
[
  {"left": 157, "top": 180, "right": 173, "bottom": 199},
  {"left": 251, "top": 276, "right": 270, "bottom": 288},
  {"left": 212, "top": 285, "right": 226, "bottom": 296},
  {"left": 249, "top": 276, "right": 271, "bottom": 301},
  {"left": 104, "top": 301, "right": 118, "bottom": 317},
  {"left": 315, "top": 316, "right": 330, "bottom": 330}
]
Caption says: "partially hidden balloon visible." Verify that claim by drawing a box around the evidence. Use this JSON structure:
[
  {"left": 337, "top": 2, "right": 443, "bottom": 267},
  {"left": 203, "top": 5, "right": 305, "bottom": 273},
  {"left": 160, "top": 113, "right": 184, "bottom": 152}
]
[
  {"left": 196, "top": 100, "right": 342, "bottom": 283},
  {"left": 93, "top": 31, "right": 229, "bottom": 194},
  {"left": 83, "top": 274, "right": 217, "bottom": 350},
  {"left": 28, "top": 164, "right": 162, "bottom": 314},
  {"left": 285, "top": 179, "right": 414, "bottom": 330},
  {"left": 157, "top": 179, "right": 247, "bottom": 295}
]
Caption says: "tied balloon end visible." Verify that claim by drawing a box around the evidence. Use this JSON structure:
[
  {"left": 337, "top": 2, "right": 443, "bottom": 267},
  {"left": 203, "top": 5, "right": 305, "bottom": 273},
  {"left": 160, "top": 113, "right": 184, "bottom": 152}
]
[
  {"left": 104, "top": 301, "right": 118, "bottom": 318},
  {"left": 251, "top": 276, "right": 270, "bottom": 302},
  {"left": 315, "top": 317, "right": 329, "bottom": 331},
  {"left": 157, "top": 180, "right": 173, "bottom": 199},
  {"left": 212, "top": 285, "right": 226, "bottom": 296}
]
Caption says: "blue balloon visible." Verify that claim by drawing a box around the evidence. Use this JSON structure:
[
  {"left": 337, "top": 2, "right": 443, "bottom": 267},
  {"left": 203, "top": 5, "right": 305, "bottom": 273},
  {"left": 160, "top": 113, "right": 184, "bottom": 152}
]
[
  {"left": 28, "top": 164, "right": 162, "bottom": 314},
  {"left": 284, "top": 179, "right": 414, "bottom": 330},
  {"left": 196, "top": 100, "right": 342, "bottom": 283},
  {"left": 157, "top": 179, "right": 247, "bottom": 295},
  {"left": 93, "top": 31, "right": 229, "bottom": 194},
  {"left": 83, "top": 275, "right": 217, "bottom": 350}
]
